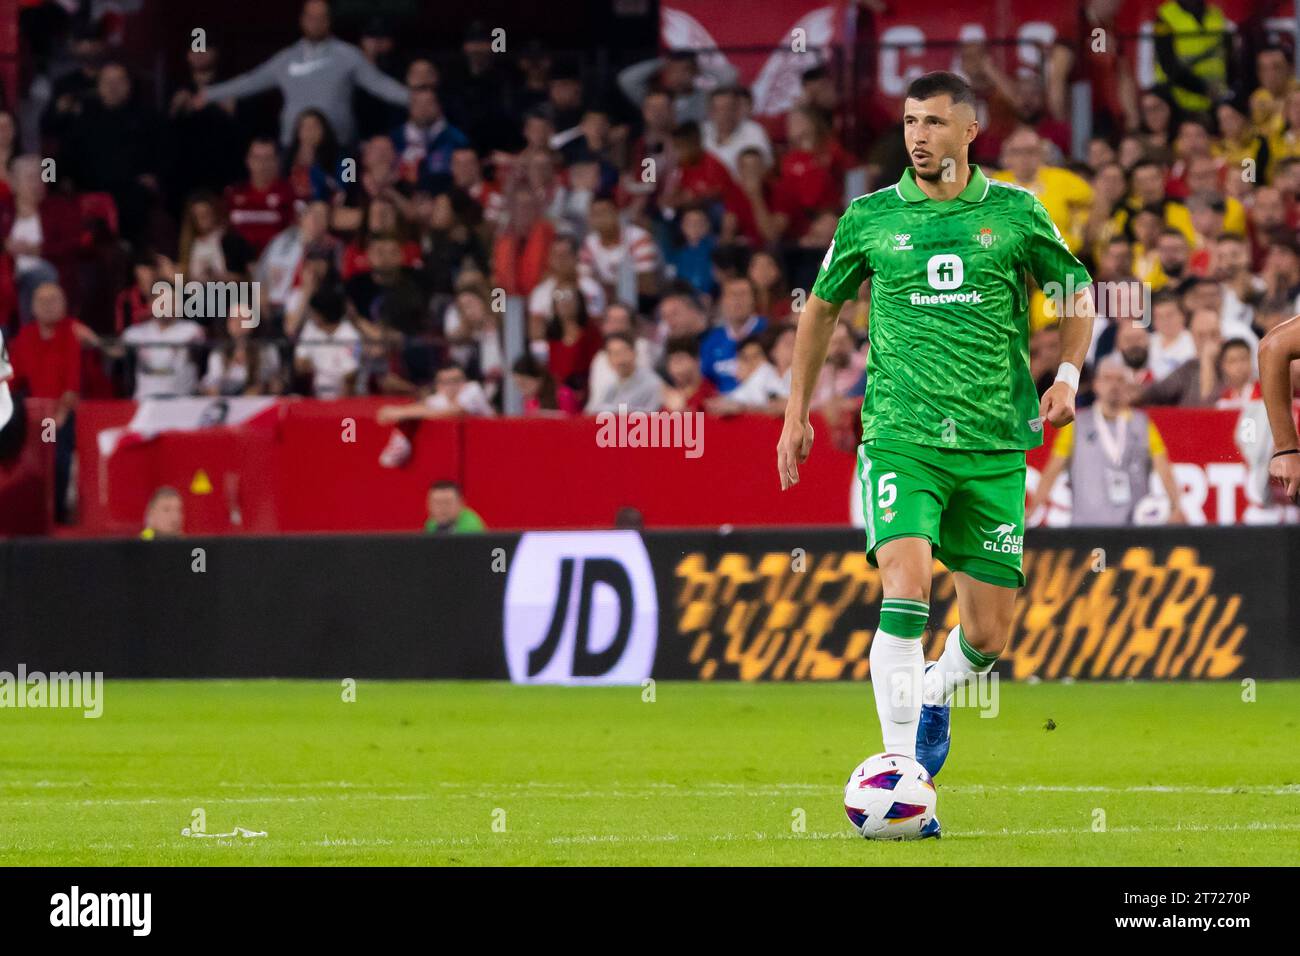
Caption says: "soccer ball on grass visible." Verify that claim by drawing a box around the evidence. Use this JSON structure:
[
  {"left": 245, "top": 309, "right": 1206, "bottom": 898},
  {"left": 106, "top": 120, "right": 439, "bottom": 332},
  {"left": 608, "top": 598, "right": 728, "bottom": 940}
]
[{"left": 843, "top": 752, "right": 937, "bottom": 840}]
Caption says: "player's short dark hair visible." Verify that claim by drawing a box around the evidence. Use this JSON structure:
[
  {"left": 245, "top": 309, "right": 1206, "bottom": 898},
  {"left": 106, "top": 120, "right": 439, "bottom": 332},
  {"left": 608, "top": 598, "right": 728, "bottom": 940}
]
[
  {"left": 430, "top": 479, "right": 462, "bottom": 494},
  {"left": 904, "top": 71, "right": 975, "bottom": 109}
]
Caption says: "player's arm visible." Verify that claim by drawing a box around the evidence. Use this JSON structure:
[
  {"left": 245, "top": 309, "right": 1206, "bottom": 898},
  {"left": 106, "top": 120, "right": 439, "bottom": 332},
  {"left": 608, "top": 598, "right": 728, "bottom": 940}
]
[
  {"left": 1259, "top": 315, "right": 1300, "bottom": 500},
  {"left": 1026, "top": 197, "right": 1096, "bottom": 428},
  {"left": 1040, "top": 287, "right": 1095, "bottom": 427},
  {"left": 778, "top": 206, "right": 869, "bottom": 490},
  {"left": 778, "top": 294, "right": 838, "bottom": 489}
]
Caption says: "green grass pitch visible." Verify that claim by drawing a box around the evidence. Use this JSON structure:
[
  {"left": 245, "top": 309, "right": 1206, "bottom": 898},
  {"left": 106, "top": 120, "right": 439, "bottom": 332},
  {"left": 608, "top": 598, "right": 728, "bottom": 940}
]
[{"left": 1, "top": 680, "right": 1297, "bottom": 866}]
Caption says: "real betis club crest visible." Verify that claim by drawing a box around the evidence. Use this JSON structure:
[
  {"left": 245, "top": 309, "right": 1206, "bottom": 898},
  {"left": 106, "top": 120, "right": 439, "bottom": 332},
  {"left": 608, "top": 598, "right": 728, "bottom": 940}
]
[{"left": 974, "top": 227, "right": 996, "bottom": 247}]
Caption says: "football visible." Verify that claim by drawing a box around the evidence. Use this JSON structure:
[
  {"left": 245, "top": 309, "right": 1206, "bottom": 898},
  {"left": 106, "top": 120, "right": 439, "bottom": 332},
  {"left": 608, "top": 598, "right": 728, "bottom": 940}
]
[{"left": 844, "top": 753, "right": 938, "bottom": 840}]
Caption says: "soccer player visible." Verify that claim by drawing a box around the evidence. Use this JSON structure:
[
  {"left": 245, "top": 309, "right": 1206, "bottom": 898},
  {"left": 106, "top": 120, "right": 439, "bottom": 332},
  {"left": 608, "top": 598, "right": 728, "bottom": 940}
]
[
  {"left": 1259, "top": 315, "right": 1300, "bottom": 502},
  {"left": 777, "top": 72, "right": 1096, "bottom": 837}
]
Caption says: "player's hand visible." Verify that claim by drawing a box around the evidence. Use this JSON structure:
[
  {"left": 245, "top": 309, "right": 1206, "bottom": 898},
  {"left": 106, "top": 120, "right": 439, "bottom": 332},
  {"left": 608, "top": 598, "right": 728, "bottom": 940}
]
[
  {"left": 1269, "top": 451, "right": 1300, "bottom": 502},
  {"left": 1039, "top": 381, "right": 1076, "bottom": 429},
  {"left": 777, "top": 416, "right": 814, "bottom": 490}
]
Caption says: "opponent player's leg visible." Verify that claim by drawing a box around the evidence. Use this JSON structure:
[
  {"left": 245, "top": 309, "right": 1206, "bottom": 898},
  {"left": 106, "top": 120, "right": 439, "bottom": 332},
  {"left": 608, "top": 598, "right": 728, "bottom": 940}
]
[{"left": 871, "top": 536, "right": 933, "bottom": 758}]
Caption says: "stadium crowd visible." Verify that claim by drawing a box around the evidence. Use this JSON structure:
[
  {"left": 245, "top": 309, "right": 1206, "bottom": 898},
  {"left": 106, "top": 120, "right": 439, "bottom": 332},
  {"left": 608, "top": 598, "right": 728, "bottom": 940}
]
[{"left": 2, "top": 0, "right": 1299, "bottom": 523}]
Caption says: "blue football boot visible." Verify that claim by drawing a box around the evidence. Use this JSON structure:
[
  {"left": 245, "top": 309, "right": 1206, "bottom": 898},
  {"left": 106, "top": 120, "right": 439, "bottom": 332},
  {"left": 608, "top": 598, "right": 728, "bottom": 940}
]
[{"left": 915, "top": 661, "right": 951, "bottom": 779}]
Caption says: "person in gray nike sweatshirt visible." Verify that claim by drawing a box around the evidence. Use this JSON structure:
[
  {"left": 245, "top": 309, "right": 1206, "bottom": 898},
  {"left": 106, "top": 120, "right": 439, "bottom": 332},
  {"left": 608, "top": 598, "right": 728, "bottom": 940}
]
[{"left": 194, "top": 0, "right": 408, "bottom": 146}]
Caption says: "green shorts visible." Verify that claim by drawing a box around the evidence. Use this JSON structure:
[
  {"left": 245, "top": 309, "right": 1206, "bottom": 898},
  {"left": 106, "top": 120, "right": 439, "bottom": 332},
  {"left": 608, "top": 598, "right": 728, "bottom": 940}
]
[{"left": 857, "top": 438, "right": 1027, "bottom": 588}]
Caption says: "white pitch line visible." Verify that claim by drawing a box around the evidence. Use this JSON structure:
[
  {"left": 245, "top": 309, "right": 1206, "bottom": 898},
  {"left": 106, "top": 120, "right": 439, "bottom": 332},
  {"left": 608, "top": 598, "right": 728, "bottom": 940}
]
[
  {"left": 0, "top": 782, "right": 1297, "bottom": 806},
  {"left": 0, "top": 821, "right": 1296, "bottom": 855}
]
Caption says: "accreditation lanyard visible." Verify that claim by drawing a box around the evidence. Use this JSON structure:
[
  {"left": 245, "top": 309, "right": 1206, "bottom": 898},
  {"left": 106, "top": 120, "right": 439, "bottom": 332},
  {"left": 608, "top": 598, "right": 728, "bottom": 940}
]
[{"left": 1093, "top": 410, "right": 1129, "bottom": 468}]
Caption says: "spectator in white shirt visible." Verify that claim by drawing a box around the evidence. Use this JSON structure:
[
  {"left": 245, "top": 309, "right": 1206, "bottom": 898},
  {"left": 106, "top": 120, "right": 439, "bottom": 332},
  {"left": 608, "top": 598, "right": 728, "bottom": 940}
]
[
  {"left": 293, "top": 286, "right": 361, "bottom": 398},
  {"left": 579, "top": 196, "right": 660, "bottom": 301},
  {"left": 587, "top": 333, "right": 664, "bottom": 414},
  {"left": 1215, "top": 234, "right": 1264, "bottom": 330},
  {"left": 702, "top": 86, "right": 772, "bottom": 178},
  {"left": 527, "top": 235, "right": 606, "bottom": 324},
  {"left": 256, "top": 200, "right": 333, "bottom": 313},
  {"left": 1148, "top": 292, "right": 1196, "bottom": 381},
  {"left": 443, "top": 289, "right": 504, "bottom": 400},
  {"left": 707, "top": 334, "right": 786, "bottom": 414},
  {"left": 375, "top": 361, "right": 494, "bottom": 467},
  {"left": 202, "top": 310, "right": 283, "bottom": 396},
  {"left": 119, "top": 287, "right": 206, "bottom": 398},
  {"left": 1180, "top": 276, "right": 1258, "bottom": 358},
  {"left": 586, "top": 303, "right": 654, "bottom": 405}
]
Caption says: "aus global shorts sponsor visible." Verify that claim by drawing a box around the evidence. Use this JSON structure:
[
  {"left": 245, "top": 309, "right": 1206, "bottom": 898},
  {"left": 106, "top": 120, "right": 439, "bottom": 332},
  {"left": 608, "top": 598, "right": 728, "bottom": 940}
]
[{"left": 981, "top": 523, "right": 1023, "bottom": 555}]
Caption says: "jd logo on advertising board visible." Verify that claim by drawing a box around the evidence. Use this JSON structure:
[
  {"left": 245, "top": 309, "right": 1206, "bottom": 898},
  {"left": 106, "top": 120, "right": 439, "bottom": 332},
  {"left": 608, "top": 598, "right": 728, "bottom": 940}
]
[{"left": 503, "top": 532, "right": 658, "bottom": 684}]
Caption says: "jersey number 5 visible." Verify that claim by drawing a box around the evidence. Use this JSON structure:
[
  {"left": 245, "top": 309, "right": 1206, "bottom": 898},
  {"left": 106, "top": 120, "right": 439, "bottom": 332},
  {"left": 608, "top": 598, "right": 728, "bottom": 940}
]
[{"left": 876, "top": 472, "right": 898, "bottom": 510}]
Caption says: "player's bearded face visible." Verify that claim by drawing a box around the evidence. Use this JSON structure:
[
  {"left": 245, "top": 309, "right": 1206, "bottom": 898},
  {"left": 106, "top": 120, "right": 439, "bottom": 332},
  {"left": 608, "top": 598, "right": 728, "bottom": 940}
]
[{"left": 904, "top": 96, "right": 977, "bottom": 182}]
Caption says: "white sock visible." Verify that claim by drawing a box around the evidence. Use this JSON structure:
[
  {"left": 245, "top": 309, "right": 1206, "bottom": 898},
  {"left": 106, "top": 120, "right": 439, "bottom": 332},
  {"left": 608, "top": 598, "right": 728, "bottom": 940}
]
[
  {"left": 870, "top": 629, "right": 923, "bottom": 757},
  {"left": 924, "top": 625, "right": 997, "bottom": 706}
]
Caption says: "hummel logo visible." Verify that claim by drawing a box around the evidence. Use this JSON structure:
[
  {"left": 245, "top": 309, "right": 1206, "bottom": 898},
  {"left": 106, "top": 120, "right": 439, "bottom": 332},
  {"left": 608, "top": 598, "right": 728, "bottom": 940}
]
[{"left": 892, "top": 233, "right": 913, "bottom": 251}]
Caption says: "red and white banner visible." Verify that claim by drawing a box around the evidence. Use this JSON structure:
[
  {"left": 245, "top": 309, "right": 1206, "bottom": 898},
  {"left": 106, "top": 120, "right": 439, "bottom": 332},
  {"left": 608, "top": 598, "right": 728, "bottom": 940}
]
[
  {"left": 664, "top": 0, "right": 1288, "bottom": 133},
  {"left": 96, "top": 397, "right": 280, "bottom": 459},
  {"left": 661, "top": 1, "right": 843, "bottom": 119}
]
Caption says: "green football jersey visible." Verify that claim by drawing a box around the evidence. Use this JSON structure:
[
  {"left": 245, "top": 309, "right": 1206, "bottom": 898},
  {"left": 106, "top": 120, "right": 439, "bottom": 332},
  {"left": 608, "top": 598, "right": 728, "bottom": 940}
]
[{"left": 811, "top": 164, "right": 1091, "bottom": 451}]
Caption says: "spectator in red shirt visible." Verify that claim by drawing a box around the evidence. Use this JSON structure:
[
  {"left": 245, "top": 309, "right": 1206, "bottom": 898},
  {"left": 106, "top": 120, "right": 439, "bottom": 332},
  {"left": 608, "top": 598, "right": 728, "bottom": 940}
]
[
  {"left": 732, "top": 148, "right": 791, "bottom": 246},
  {"left": 9, "top": 281, "right": 81, "bottom": 522},
  {"left": 224, "top": 138, "right": 297, "bottom": 255},
  {"left": 113, "top": 249, "right": 165, "bottom": 334},
  {"left": 450, "top": 147, "right": 503, "bottom": 228},
  {"left": 777, "top": 107, "right": 847, "bottom": 238},
  {"left": 541, "top": 282, "right": 603, "bottom": 395},
  {"left": 662, "top": 121, "right": 747, "bottom": 226},
  {"left": 1, "top": 154, "right": 84, "bottom": 322},
  {"left": 662, "top": 335, "right": 717, "bottom": 414}
]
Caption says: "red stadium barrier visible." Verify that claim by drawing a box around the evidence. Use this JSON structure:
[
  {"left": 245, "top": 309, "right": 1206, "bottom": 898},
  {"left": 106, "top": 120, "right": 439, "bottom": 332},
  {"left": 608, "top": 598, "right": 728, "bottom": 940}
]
[{"left": 60, "top": 398, "right": 1291, "bottom": 537}]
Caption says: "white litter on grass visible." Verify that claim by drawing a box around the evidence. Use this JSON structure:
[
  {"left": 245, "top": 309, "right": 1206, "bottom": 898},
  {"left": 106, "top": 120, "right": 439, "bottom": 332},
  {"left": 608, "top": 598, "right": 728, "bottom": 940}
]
[{"left": 180, "top": 826, "right": 267, "bottom": 839}]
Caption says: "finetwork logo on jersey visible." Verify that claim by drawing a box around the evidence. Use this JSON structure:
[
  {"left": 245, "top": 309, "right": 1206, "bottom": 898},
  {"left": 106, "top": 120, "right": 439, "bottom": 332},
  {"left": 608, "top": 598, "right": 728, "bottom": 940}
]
[
  {"left": 912, "top": 254, "right": 983, "bottom": 306},
  {"left": 503, "top": 532, "right": 658, "bottom": 685},
  {"left": 981, "top": 523, "right": 1023, "bottom": 555}
]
